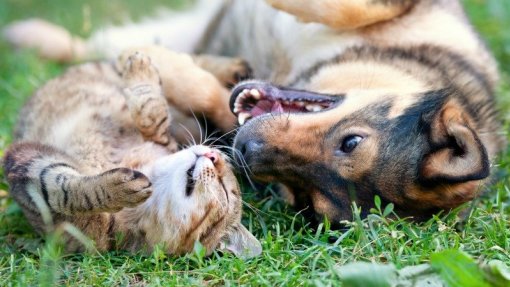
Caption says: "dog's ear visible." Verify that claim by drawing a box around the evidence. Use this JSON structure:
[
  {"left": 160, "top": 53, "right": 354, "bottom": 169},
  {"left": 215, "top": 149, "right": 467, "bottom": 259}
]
[{"left": 419, "top": 100, "right": 490, "bottom": 185}]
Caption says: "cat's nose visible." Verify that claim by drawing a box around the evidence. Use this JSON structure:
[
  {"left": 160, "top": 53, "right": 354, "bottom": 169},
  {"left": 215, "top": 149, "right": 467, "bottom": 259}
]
[{"left": 204, "top": 150, "right": 219, "bottom": 165}]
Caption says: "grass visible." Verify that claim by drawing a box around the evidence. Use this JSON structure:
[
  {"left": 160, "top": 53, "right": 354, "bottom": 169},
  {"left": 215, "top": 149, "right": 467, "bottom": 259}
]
[{"left": 0, "top": 0, "right": 509, "bottom": 285}]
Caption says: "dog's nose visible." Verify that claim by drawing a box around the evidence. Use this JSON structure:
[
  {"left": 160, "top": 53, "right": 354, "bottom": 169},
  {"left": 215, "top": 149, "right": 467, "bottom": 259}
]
[
  {"left": 236, "top": 139, "right": 264, "bottom": 164},
  {"left": 240, "top": 139, "right": 264, "bottom": 156}
]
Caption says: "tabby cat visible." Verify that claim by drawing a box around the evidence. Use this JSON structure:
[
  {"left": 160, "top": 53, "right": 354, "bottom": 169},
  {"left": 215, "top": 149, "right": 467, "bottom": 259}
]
[{"left": 3, "top": 49, "right": 261, "bottom": 258}]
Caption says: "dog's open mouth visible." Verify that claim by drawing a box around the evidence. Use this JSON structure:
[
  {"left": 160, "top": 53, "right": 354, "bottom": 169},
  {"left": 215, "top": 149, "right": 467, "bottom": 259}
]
[{"left": 230, "top": 82, "right": 343, "bottom": 125}]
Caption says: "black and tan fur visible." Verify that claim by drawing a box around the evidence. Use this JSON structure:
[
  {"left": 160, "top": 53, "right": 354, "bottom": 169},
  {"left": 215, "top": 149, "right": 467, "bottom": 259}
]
[
  {"left": 3, "top": 51, "right": 261, "bottom": 257},
  {"left": 3, "top": 0, "right": 507, "bottom": 225}
]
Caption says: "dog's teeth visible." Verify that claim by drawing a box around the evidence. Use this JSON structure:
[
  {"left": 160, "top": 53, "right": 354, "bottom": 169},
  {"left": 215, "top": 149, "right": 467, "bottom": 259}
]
[
  {"left": 312, "top": 105, "right": 323, "bottom": 112},
  {"left": 234, "top": 99, "right": 242, "bottom": 109},
  {"left": 296, "top": 101, "right": 305, "bottom": 107},
  {"left": 238, "top": 90, "right": 248, "bottom": 100},
  {"left": 250, "top": 89, "right": 261, "bottom": 99},
  {"left": 306, "top": 104, "right": 323, "bottom": 112},
  {"left": 283, "top": 100, "right": 290, "bottom": 105},
  {"left": 233, "top": 106, "right": 240, "bottom": 113},
  {"left": 238, "top": 112, "right": 251, "bottom": 125}
]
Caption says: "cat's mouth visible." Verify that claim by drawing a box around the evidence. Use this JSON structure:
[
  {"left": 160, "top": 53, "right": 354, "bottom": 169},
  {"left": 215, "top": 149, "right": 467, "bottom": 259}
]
[
  {"left": 230, "top": 82, "right": 343, "bottom": 125},
  {"left": 184, "top": 149, "right": 223, "bottom": 197}
]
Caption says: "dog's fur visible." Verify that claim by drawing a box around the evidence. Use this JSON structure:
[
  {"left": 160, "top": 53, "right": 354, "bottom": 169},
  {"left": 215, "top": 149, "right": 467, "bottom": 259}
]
[{"left": 4, "top": 0, "right": 506, "bottom": 225}]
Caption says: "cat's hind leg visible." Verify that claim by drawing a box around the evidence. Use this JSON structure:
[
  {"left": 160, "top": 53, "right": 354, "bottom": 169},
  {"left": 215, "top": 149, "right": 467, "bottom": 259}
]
[
  {"left": 118, "top": 46, "right": 237, "bottom": 131},
  {"left": 3, "top": 142, "right": 152, "bottom": 222},
  {"left": 120, "top": 52, "right": 177, "bottom": 149}
]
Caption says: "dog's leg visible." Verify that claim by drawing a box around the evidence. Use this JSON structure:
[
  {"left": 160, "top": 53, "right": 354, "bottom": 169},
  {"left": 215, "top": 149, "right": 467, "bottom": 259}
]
[
  {"left": 265, "top": 0, "right": 416, "bottom": 30},
  {"left": 3, "top": 0, "right": 226, "bottom": 62},
  {"left": 2, "top": 19, "right": 89, "bottom": 63},
  {"left": 192, "top": 55, "right": 253, "bottom": 88},
  {"left": 118, "top": 46, "right": 236, "bottom": 131}
]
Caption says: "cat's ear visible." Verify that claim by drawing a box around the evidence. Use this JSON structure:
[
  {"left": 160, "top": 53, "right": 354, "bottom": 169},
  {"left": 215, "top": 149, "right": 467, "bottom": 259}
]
[{"left": 219, "top": 223, "right": 262, "bottom": 259}]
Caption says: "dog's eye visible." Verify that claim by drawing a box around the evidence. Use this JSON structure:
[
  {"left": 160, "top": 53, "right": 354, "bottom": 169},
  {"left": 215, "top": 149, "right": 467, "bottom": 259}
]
[{"left": 338, "top": 135, "right": 363, "bottom": 154}]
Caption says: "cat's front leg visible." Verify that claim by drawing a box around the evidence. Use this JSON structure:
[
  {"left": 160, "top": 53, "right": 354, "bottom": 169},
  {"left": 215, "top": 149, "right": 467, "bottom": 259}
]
[
  {"left": 4, "top": 143, "right": 153, "bottom": 218},
  {"left": 121, "top": 52, "right": 177, "bottom": 150}
]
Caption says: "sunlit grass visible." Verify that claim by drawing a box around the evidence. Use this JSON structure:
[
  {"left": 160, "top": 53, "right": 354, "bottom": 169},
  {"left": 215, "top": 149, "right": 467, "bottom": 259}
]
[{"left": 0, "top": 0, "right": 509, "bottom": 285}]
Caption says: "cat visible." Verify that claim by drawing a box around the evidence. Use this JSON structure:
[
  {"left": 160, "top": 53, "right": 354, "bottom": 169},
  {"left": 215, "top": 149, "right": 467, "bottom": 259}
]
[{"left": 3, "top": 50, "right": 261, "bottom": 258}]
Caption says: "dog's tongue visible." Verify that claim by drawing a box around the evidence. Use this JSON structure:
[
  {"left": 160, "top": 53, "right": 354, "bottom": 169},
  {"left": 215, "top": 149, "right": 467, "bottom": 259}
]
[
  {"left": 271, "top": 101, "right": 284, "bottom": 113},
  {"left": 251, "top": 100, "right": 284, "bottom": 117}
]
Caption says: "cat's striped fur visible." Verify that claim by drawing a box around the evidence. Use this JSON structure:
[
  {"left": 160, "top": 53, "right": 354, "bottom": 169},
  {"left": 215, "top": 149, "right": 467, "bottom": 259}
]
[{"left": 3, "top": 51, "right": 261, "bottom": 257}]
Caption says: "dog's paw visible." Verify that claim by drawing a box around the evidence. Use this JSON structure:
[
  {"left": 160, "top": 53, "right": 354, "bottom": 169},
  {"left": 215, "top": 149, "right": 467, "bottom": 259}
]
[
  {"left": 223, "top": 58, "right": 253, "bottom": 88},
  {"left": 193, "top": 55, "right": 253, "bottom": 88},
  {"left": 100, "top": 168, "right": 153, "bottom": 210}
]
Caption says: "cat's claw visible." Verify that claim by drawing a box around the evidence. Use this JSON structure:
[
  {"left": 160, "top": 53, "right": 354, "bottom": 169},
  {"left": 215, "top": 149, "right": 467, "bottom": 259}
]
[
  {"left": 121, "top": 52, "right": 160, "bottom": 86},
  {"left": 99, "top": 168, "right": 153, "bottom": 211}
]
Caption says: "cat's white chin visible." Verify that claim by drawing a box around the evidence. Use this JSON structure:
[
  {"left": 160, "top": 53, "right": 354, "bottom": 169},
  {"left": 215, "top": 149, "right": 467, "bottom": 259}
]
[{"left": 141, "top": 145, "right": 225, "bottom": 226}]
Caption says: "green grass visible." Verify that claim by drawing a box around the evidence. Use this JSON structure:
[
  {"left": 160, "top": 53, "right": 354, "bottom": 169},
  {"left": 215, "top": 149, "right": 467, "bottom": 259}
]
[{"left": 0, "top": 0, "right": 509, "bottom": 285}]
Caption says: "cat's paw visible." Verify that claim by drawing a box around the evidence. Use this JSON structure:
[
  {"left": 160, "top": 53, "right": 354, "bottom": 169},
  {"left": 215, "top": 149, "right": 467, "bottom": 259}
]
[
  {"left": 121, "top": 52, "right": 161, "bottom": 87},
  {"left": 100, "top": 168, "right": 153, "bottom": 210},
  {"left": 120, "top": 52, "right": 172, "bottom": 145}
]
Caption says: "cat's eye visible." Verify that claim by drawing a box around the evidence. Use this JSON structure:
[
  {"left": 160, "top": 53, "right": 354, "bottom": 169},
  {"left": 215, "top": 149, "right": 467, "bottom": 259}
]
[
  {"left": 185, "top": 165, "right": 195, "bottom": 196},
  {"left": 336, "top": 135, "right": 363, "bottom": 155}
]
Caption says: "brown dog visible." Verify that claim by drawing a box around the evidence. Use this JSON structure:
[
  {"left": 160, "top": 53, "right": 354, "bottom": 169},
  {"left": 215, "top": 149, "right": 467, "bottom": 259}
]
[
  {"left": 223, "top": 0, "right": 506, "bottom": 224},
  {"left": 4, "top": 0, "right": 506, "bottom": 225}
]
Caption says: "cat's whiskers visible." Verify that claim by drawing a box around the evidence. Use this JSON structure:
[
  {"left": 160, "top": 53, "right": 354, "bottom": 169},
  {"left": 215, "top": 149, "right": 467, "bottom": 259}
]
[
  {"left": 178, "top": 123, "right": 198, "bottom": 148},
  {"left": 205, "top": 126, "right": 240, "bottom": 147}
]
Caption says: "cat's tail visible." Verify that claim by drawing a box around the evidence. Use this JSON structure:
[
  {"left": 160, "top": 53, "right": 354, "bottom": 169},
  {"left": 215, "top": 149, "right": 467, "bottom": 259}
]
[{"left": 3, "top": 18, "right": 91, "bottom": 63}]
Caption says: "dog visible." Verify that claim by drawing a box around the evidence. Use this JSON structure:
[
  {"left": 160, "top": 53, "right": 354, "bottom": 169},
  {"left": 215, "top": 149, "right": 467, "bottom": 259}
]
[{"left": 4, "top": 0, "right": 506, "bottom": 225}]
